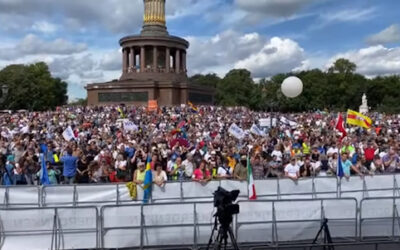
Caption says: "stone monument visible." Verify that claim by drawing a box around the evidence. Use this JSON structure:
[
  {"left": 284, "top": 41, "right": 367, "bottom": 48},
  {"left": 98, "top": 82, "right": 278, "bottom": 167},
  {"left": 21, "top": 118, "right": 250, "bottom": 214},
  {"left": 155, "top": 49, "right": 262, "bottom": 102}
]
[
  {"left": 86, "top": 0, "right": 215, "bottom": 106},
  {"left": 359, "top": 93, "right": 369, "bottom": 114}
]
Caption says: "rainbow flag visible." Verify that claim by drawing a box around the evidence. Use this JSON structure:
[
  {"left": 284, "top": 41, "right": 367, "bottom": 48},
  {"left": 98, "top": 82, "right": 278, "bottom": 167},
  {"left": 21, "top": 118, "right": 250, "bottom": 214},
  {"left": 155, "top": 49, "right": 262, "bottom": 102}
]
[
  {"left": 188, "top": 101, "right": 198, "bottom": 113},
  {"left": 143, "top": 155, "right": 152, "bottom": 203}
]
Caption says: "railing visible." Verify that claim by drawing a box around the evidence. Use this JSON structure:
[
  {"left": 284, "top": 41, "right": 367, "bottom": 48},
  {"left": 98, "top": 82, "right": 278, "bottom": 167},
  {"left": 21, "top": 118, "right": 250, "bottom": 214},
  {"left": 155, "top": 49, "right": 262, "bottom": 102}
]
[
  {"left": 1, "top": 197, "right": 400, "bottom": 249},
  {"left": 1, "top": 174, "right": 400, "bottom": 208}
]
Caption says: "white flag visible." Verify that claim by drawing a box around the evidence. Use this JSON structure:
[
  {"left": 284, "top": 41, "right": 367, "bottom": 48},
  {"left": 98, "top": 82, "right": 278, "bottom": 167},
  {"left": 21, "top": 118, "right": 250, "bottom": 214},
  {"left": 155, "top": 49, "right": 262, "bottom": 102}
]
[
  {"left": 62, "top": 126, "right": 75, "bottom": 141},
  {"left": 228, "top": 123, "right": 245, "bottom": 140},
  {"left": 250, "top": 124, "right": 265, "bottom": 136},
  {"left": 123, "top": 120, "right": 139, "bottom": 132}
]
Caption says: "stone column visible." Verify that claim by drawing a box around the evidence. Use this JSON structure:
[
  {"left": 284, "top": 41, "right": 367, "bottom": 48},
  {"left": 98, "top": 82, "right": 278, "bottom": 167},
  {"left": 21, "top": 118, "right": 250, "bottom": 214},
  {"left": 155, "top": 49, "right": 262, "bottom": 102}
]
[
  {"left": 153, "top": 46, "right": 158, "bottom": 71},
  {"left": 132, "top": 47, "right": 136, "bottom": 68},
  {"left": 175, "top": 49, "right": 180, "bottom": 73},
  {"left": 182, "top": 51, "right": 186, "bottom": 72},
  {"left": 140, "top": 46, "right": 145, "bottom": 73},
  {"left": 165, "top": 47, "right": 170, "bottom": 72},
  {"left": 122, "top": 48, "right": 128, "bottom": 73},
  {"left": 129, "top": 47, "right": 134, "bottom": 72}
]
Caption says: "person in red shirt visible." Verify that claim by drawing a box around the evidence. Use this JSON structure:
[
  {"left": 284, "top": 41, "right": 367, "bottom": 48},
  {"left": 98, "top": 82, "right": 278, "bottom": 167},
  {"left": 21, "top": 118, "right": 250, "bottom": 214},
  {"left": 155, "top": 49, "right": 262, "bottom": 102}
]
[{"left": 363, "top": 141, "right": 378, "bottom": 169}]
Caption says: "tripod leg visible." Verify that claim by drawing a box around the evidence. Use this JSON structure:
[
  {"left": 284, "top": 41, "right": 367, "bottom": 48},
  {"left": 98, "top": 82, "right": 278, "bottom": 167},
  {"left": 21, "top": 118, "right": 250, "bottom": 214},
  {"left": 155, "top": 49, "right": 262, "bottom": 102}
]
[
  {"left": 207, "top": 217, "right": 219, "bottom": 250},
  {"left": 227, "top": 227, "right": 240, "bottom": 250}
]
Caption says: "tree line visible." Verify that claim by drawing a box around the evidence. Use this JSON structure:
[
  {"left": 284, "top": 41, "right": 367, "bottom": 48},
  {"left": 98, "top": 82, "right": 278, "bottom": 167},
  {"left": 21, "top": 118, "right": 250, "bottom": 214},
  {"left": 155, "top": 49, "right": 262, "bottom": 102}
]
[
  {"left": 189, "top": 58, "right": 400, "bottom": 114},
  {"left": 0, "top": 62, "right": 68, "bottom": 111}
]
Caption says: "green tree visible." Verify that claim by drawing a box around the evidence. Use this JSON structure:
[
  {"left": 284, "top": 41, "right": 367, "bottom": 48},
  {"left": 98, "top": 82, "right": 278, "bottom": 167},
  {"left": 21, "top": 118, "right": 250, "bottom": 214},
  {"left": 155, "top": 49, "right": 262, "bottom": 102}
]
[
  {"left": 0, "top": 62, "right": 68, "bottom": 111},
  {"left": 189, "top": 73, "right": 221, "bottom": 88},
  {"left": 217, "top": 69, "right": 255, "bottom": 107},
  {"left": 328, "top": 58, "right": 357, "bottom": 75}
]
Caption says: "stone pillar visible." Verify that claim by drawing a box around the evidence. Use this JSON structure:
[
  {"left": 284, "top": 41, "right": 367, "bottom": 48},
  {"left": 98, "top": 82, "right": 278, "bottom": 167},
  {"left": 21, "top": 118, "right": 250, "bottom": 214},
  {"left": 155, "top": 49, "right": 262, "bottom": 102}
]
[
  {"left": 165, "top": 47, "right": 170, "bottom": 72},
  {"left": 153, "top": 46, "right": 158, "bottom": 71},
  {"left": 140, "top": 46, "right": 145, "bottom": 73},
  {"left": 175, "top": 49, "right": 180, "bottom": 73},
  {"left": 182, "top": 51, "right": 186, "bottom": 72},
  {"left": 129, "top": 47, "right": 134, "bottom": 71},
  {"left": 122, "top": 48, "right": 128, "bottom": 73},
  {"left": 132, "top": 47, "right": 136, "bottom": 68}
]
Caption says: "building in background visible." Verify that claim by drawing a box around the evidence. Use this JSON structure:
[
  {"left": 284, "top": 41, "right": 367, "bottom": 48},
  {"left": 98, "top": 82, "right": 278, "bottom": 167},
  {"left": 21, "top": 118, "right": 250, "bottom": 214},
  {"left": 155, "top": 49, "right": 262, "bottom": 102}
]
[{"left": 86, "top": 0, "right": 215, "bottom": 106}]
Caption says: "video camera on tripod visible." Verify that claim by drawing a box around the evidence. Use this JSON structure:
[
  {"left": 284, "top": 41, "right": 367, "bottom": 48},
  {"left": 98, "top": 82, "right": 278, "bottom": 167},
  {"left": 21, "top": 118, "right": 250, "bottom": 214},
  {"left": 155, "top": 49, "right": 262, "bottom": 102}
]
[
  {"left": 213, "top": 187, "right": 240, "bottom": 227},
  {"left": 207, "top": 187, "right": 240, "bottom": 250}
]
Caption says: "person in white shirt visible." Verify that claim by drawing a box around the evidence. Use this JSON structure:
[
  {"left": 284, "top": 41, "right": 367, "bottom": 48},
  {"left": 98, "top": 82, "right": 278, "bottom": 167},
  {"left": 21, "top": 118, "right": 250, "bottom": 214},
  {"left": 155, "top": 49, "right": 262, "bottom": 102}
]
[
  {"left": 217, "top": 159, "right": 233, "bottom": 179},
  {"left": 271, "top": 145, "right": 283, "bottom": 162},
  {"left": 284, "top": 158, "right": 300, "bottom": 181},
  {"left": 327, "top": 143, "right": 339, "bottom": 158},
  {"left": 182, "top": 153, "right": 194, "bottom": 178}
]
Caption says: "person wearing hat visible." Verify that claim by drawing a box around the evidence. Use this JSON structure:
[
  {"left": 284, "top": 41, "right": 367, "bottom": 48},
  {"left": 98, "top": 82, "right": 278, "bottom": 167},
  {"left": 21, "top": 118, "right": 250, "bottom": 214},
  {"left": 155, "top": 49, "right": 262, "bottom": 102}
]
[
  {"left": 133, "top": 161, "right": 146, "bottom": 185},
  {"left": 233, "top": 155, "right": 247, "bottom": 181}
]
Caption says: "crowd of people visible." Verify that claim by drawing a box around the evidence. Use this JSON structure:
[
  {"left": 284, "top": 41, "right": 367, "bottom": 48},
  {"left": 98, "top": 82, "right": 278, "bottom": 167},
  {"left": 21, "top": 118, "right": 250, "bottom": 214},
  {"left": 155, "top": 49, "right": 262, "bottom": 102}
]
[{"left": 0, "top": 105, "right": 399, "bottom": 187}]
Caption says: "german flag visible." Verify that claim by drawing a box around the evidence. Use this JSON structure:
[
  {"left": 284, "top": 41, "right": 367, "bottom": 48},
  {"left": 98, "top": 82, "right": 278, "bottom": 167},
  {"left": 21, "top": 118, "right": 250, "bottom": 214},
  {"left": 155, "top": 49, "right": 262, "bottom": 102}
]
[{"left": 346, "top": 109, "right": 372, "bottom": 129}]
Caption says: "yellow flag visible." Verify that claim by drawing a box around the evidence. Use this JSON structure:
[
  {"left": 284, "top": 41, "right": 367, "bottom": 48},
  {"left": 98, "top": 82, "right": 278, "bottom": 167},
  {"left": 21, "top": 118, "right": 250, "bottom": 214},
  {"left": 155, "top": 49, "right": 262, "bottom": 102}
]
[{"left": 346, "top": 109, "right": 372, "bottom": 129}]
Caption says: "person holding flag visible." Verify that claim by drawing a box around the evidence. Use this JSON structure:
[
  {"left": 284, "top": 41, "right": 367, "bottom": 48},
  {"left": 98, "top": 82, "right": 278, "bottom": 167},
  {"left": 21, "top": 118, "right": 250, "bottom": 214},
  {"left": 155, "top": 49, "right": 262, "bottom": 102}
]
[
  {"left": 188, "top": 101, "right": 199, "bottom": 113},
  {"left": 143, "top": 155, "right": 153, "bottom": 203}
]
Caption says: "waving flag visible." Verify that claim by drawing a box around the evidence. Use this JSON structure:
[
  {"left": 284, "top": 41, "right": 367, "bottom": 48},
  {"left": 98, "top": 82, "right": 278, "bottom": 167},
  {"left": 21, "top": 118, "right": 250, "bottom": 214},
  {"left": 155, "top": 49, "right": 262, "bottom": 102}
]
[
  {"left": 143, "top": 156, "right": 153, "bottom": 203},
  {"left": 346, "top": 109, "right": 372, "bottom": 129},
  {"left": 188, "top": 101, "right": 199, "bottom": 113},
  {"left": 247, "top": 156, "right": 257, "bottom": 200},
  {"left": 335, "top": 113, "right": 347, "bottom": 142},
  {"left": 40, "top": 154, "right": 50, "bottom": 185}
]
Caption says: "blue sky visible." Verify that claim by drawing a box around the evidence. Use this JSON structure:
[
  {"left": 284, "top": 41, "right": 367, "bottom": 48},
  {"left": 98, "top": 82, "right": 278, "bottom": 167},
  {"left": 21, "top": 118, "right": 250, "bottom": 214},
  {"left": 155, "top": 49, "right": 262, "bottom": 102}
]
[{"left": 0, "top": 0, "right": 399, "bottom": 100}]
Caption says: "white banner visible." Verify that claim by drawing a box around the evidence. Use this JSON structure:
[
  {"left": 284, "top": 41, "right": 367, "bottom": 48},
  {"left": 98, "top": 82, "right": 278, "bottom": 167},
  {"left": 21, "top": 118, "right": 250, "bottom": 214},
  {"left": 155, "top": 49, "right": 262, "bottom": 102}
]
[
  {"left": 123, "top": 120, "right": 138, "bottom": 132},
  {"left": 62, "top": 126, "right": 75, "bottom": 141},
  {"left": 280, "top": 116, "right": 298, "bottom": 128},
  {"left": 228, "top": 123, "right": 245, "bottom": 139},
  {"left": 250, "top": 124, "right": 265, "bottom": 136},
  {"left": 259, "top": 118, "right": 277, "bottom": 127}
]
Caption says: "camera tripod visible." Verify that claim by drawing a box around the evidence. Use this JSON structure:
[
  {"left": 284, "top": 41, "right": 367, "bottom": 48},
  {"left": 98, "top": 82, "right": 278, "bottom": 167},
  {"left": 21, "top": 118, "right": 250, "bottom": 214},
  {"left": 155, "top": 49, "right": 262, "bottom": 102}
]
[
  {"left": 206, "top": 214, "right": 240, "bottom": 250},
  {"left": 311, "top": 218, "right": 334, "bottom": 250}
]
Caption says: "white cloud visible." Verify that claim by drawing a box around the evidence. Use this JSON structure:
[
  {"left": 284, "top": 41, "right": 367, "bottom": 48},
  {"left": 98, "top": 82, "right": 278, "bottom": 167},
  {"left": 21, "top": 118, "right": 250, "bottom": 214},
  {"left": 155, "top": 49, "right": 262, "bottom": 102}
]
[
  {"left": 323, "top": 8, "right": 376, "bottom": 22},
  {"left": 235, "top": 0, "right": 316, "bottom": 17},
  {"left": 0, "top": 34, "right": 87, "bottom": 60},
  {"left": 32, "top": 21, "right": 57, "bottom": 34},
  {"left": 186, "top": 30, "right": 305, "bottom": 78},
  {"left": 327, "top": 45, "right": 400, "bottom": 76},
  {"left": 367, "top": 24, "right": 400, "bottom": 45},
  {"left": 235, "top": 37, "right": 306, "bottom": 77}
]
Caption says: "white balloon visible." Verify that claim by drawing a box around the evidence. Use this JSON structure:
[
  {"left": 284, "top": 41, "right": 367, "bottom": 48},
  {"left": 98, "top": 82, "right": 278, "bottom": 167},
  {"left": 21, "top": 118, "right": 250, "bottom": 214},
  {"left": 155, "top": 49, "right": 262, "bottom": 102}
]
[{"left": 281, "top": 76, "right": 303, "bottom": 98}]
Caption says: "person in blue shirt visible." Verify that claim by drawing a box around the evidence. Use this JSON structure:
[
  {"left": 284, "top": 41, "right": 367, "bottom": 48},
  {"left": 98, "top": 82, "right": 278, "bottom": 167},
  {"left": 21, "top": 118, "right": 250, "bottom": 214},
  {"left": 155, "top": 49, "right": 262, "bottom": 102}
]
[
  {"left": 341, "top": 152, "right": 362, "bottom": 179},
  {"left": 61, "top": 148, "right": 78, "bottom": 184}
]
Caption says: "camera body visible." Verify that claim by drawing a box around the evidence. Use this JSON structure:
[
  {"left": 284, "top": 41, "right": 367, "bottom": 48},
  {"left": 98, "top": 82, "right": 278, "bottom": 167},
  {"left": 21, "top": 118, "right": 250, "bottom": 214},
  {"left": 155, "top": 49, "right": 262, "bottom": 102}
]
[{"left": 213, "top": 187, "right": 240, "bottom": 227}]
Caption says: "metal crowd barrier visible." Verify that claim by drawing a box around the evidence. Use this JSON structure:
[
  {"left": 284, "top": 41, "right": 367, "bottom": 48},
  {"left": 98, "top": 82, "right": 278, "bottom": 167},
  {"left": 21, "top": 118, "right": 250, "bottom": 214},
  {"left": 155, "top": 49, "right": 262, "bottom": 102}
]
[
  {"left": 0, "top": 174, "right": 399, "bottom": 208},
  {"left": 0, "top": 197, "right": 399, "bottom": 249}
]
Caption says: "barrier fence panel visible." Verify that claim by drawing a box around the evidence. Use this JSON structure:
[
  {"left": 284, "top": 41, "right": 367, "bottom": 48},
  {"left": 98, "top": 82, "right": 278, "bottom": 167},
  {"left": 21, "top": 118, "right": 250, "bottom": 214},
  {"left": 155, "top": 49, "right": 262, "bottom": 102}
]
[
  {"left": 194, "top": 202, "right": 215, "bottom": 245},
  {"left": 141, "top": 203, "right": 195, "bottom": 247},
  {"left": 360, "top": 197, "right": 400, "bottom": 240},
  {"left": 274, "top": 199, "right": 322, "bottom": 242},
  {"left": 0, "top": 187, "right": 6, "bottom": 206},
  {"left": 42, "top": 185, "right": 75, "bottom": 207},
  {"left": 279, "top": 178, "right": 313, "bottom": 199},
  {"left": 313, "top": 177, "right": 338, "bottom": 198},
  {"left": 340, "top": 177, "right": 365, "bottom": 202},
  {"left": 75, "top": 185, "right": 118, "bottom": 206},
  {"left": 236, "top": 201, "right": 274, "bottom": 244},
  {"left": 0, "top": 206, "right": 98, "bottom": 250},
  {"left": 254, "top": 179, "right": 278, "bottom": 199},
  {"left": 55, "top": 207, "right": 98, "bottom": 249},
  {"left": 118, "top": 183, "right": 144, "bottom": 204},
  {"left": 6, "top": 186, "right": 40, "bottom": 207},
  {"left": 151, "top": 182, "right": 182, "bottom": 202},
  {"left": 322, "top": 198, "right": 357, "bottom": 239},
  {"left": 182, "top": 181, "right": 219, "bottom": 201},
  {"left": 0, "top": 207, "right": 55, "bottom": 250},
  {"left": 101, "top": 204, "right": 142, "bottom": 248},
  {"left": 364, "top": 175, "right": 395, "bottom": 198}
]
